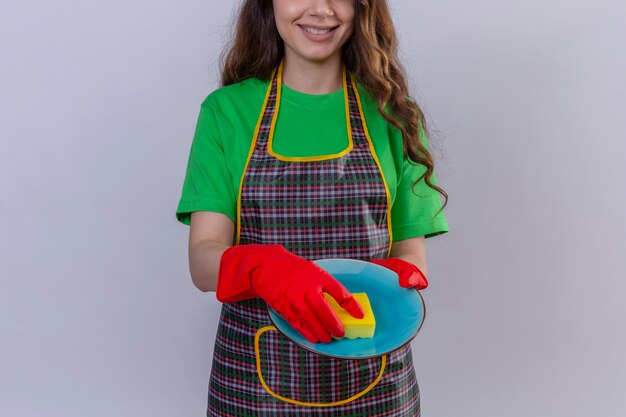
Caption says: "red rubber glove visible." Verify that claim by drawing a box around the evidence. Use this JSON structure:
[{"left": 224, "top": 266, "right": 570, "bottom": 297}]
[
  {"left": 369, "top": 258, "right": 429, "bottom": 290},
  {"left": 217, "top": 244, "right": 364, "bottom": 344}
]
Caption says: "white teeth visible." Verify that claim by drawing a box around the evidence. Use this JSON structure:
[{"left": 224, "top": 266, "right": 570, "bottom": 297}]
[{"left": 302, "top": 26, "right": 332, "bottom": 35}]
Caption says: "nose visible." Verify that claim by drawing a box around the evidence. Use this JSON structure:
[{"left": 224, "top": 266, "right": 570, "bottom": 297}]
[{"left": 309, "top": 0, "right": 335, "bottom": 19}]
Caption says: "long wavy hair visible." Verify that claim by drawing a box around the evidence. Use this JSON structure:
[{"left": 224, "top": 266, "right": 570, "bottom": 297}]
[{"left": 219, "top": 0, "right": 448, "bottom": 217}]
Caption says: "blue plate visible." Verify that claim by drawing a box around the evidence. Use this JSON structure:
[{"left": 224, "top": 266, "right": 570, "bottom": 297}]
[{"left": 267, "top": 258, "right": 425, "bottom": 359}]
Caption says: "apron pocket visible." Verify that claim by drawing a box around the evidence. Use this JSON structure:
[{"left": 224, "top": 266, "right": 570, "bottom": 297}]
[{"left": 256, "top": 326, "right": 386, "bottom": 406}]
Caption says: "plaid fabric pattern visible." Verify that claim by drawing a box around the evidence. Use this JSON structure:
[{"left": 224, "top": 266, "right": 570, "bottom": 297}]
[
  {"left": 239, "top": 70, "right": 390, "bottom": 260},
  {"left": 207, "top": 68, "right": 420, "bottom": 416}
]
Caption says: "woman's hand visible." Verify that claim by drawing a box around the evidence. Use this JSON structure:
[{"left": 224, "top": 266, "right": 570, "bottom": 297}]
[
  {"left": 218, "top": 244, "right": 364, "bottom": 344},
  {"left": 370, "top": 236, "right": 429, "bottom": 289},
  {"left": 369, "top": 258, "right": 428, "bottom": 290}
]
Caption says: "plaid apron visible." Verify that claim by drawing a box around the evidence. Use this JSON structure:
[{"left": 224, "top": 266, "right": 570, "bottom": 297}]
[{"left": 207, "top": 62, "right": 420, "bottom": 416}]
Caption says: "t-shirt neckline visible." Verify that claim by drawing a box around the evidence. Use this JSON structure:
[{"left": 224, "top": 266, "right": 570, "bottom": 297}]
[{"left": 280, "top": 82, "right": 345, "bottom": 108}]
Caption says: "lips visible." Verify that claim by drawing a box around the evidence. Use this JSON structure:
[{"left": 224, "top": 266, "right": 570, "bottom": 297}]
[
  {"left": 299, "top": 25, "right": 338, "bottom": 35},
  {"left": 298, "top": 24, "right": 339, "bottom": 42}
]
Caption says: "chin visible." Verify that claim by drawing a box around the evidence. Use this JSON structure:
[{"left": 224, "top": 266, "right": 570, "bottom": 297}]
[{"left": 295, "top": 49, "right": 342, "bottom": 64}]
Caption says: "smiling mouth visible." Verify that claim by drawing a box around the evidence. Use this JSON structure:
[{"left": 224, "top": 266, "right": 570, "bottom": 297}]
[{"left": 299, "top": 25, "right": 339, "bottom": 35}]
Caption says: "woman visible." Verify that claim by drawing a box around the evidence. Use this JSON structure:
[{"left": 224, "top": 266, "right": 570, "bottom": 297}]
[{"left": 176, "top": 0, "right": 449, "bottom": 415}]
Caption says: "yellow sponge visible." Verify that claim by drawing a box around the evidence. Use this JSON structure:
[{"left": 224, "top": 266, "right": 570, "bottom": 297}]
[{"left": 324, "top": 292, "right": 376, "bottom": 339}]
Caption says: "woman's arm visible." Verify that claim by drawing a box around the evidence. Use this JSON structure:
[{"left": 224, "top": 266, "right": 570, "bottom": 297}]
[
  {"left": 188, "top": 211, "right": 235, "bottom": 292},
  {"left": 389, "top": 236, "right": 428, "bottom": 278}
]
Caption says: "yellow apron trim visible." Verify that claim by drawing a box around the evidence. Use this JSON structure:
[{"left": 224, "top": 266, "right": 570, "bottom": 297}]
[
  {"left": 267, "top": 61, "right": 354, "bottom": 162},
  {"left": 254, "top": 326, "right": 387, "bottom": 408},
  {"left": 235, "top": 66, "right": 278, "bottom": 244},
  {"left": 350, "top": 79, "right": 394, "bottom": 257}
]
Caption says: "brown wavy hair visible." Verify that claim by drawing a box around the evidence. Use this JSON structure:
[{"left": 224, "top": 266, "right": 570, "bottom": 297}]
[{"left": 219, "top": 0, "right": 448, "bottom": 218}]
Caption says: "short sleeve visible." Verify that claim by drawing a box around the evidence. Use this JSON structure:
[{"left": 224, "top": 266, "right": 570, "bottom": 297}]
[
  {"left": 390, "top": 124, "right": 449, "bottom": 241},
  {"left": 176, "top": 102, "right": 236, "bottom": 225}
]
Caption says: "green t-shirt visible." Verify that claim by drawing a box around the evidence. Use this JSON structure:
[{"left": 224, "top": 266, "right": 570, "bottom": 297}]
[{"left": 176, "top": 77, "right": 449, "bottom": 242}]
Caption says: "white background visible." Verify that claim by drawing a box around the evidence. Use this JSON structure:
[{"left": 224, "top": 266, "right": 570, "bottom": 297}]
[{"left": 2, "top": 0, "right": 625, "bottom": 416}]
